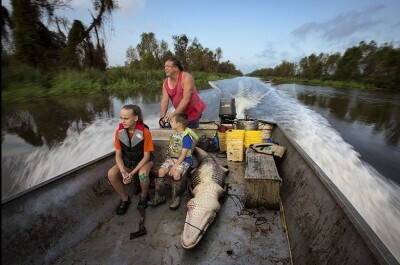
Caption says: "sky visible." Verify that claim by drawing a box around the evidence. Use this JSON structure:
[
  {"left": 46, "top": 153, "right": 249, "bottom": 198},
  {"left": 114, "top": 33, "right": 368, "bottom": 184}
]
[{"left": 4, "top": 0, "right": 400, "bottom": 74}]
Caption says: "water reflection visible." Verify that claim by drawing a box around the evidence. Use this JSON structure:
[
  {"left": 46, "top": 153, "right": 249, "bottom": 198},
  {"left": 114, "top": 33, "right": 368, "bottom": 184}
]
[
  {"left": 1, "top": 90, "right": 162, "bottom": 149},
  {"left": 1, "top": 88, "right": 164, "bottom": 199},
  {"left": 278, "top": 85, "right": 400, "bottom": 147}
]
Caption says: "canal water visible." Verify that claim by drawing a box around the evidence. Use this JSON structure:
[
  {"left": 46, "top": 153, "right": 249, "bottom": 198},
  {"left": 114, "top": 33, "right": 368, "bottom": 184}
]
[{"left": 1, "top": 77, "right": 399, "bottom": 260}]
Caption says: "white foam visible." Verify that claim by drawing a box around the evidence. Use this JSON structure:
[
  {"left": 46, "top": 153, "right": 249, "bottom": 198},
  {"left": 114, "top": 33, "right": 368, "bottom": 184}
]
[{"left": 6, "top": 113, "right": 161, "bottom": 197}]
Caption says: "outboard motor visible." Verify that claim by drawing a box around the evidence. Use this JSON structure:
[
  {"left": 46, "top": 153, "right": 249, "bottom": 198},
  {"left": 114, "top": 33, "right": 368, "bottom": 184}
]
[{"left": 219, "top": 98, "right": 236, "bottom": 124}]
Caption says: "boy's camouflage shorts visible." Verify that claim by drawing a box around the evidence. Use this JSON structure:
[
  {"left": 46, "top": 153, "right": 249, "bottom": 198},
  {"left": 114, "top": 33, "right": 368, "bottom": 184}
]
[{"left": 160, "top": 158, "right": 191, "bottom": 175}]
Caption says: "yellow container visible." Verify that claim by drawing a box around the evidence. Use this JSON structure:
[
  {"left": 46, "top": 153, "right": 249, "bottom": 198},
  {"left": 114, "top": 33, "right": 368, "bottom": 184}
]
[
  {"left": 227, "top": 139, "right": 244, "bottom": 162},
  {"left": 218, "top": 132, "right": 226, "bottom": 152},
  {"left": 226, "top": 130, "right": 245, "bottom": 161},
  {"left": 226, "top": 129, "right": 245, "bottom": 140},
  {"left": 244, "top": 130, "right": 263, "bottom": 147},
  {"left": 245, "top": 130, "right": 262, "bottom": 138}
]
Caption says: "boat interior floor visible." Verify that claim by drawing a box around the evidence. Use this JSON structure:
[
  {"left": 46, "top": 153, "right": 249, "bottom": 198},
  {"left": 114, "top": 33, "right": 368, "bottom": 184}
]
[{"left": 52, "top": 153, "right": 291, "bottom": 265}]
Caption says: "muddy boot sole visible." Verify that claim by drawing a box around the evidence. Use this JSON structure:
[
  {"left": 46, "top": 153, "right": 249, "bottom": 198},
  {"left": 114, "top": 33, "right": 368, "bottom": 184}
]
[{"left": 148, "top": 196, "right": 166, "bottom": 207}]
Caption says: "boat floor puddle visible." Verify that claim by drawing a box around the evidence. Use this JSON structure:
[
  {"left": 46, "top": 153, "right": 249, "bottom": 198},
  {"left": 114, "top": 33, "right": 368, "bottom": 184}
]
[{"left": 53, "top": 154, "right": 290, "bottom": 265}]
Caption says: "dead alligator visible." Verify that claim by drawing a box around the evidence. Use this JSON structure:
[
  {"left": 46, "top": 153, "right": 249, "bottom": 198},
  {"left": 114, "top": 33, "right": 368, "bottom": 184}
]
[{"left": 181, "top": 147, "right": 229, "bottom": 249}]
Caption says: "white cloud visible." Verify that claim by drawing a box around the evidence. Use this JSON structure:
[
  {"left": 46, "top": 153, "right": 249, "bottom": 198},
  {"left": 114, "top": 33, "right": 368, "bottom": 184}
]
[
  {"left": 291, "top": 4, "right": 385, "bottom": 41},
  {"left": 62, "top": 0, "right": 146, "bottom": 16},
  {"left": 115, "top": 0, "right": 146, "bottom": 16},
  {"left": 69, "top": 0, "right": 92, "bottom": 10}
]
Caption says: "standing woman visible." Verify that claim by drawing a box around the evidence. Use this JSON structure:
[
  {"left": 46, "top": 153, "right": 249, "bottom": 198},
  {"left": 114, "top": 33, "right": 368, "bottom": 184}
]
[{"left": 160, "top": 57, "right": 207, "bottom": 129}]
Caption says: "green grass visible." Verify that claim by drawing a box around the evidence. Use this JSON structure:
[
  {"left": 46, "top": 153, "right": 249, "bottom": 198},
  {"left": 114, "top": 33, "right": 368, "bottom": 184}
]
[
  {"left": 2, "top": 64, "right": 237, "bottom": 101},
  {"left": 192, "top": 71, "right": 235, "bottom": 89}
]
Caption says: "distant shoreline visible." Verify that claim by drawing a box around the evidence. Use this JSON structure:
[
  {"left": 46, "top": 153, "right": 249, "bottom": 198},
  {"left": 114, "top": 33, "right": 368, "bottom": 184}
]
[
  {"left": 2, "top": 65, "right": 237, "bottom": 102},
  {"left": 258, "top": 76, "right": 388, "bottom": 91}
]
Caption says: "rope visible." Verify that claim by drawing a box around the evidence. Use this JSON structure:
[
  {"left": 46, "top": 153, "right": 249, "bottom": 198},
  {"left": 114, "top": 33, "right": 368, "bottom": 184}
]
[
  {"left": 225, "top": 184, "right": 269, "bottom": 227},
  {"left": 184, "top": 221, "right": 205, "bottom": 234}
]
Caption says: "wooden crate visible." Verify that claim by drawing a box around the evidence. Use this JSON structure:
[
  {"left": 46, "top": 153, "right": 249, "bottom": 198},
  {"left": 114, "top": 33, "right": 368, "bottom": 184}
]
[{"left": 244, "top": 148, "right": 282, "bottom": 209}]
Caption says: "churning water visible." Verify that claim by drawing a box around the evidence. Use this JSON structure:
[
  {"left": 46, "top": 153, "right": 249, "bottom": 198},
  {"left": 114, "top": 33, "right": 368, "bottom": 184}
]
[
  {"left": 211, "top": 77, "right": 400, "bottom": 261},
  {"left": 2, "top": 77, "right": 399, "bottom": 260}
]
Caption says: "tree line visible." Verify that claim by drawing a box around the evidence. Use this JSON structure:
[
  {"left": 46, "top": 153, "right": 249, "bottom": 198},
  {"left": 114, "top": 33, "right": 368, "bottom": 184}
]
[
  {"left": 249, "top": 41, "right": 400, "bottom": 90},
  {"left": 125, "top": 32, "right": 242, "bottom": 75},
  {"left": 1, "top": 1, "right": 241, "bottom": 76},
  {"left": 1, "top": 0, "right": 117, "bottom": 71}
]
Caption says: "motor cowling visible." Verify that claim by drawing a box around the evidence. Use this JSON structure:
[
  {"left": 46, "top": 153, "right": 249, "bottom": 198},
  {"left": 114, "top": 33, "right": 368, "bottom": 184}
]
[{"left": 219, "top": 98, "right": 236, "bottom": 124}]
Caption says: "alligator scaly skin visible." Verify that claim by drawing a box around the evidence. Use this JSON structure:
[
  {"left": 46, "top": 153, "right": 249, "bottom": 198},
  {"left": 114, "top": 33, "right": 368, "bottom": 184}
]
[{"left": 181, "top": 147, "right": 228, "bottom": 249}]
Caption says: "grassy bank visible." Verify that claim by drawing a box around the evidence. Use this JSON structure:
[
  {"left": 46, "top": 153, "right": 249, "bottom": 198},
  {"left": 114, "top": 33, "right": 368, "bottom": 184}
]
[
  {"left": 263, "top": 76, "right": 380, "bottom": 90},
  {"left": 1, "top": 64, "right": 236, "bottom": 101}
]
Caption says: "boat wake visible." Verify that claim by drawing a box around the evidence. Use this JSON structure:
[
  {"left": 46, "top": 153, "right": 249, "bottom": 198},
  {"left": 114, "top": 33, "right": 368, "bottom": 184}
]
[
  {"left": 2, "top": 110, "right": 162, "bottom": 199},
  {"left": 211, "top": 77, "right": 400, "bottom": 261}
]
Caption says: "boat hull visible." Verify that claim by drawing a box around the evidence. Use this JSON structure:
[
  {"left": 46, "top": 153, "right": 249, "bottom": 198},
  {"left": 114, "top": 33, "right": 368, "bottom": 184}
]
[
  {"left": 1, "top": 124, "right": 397, "bottom": 265},
  {"left": 273, "top": 126, "right": 395, "bottom": 265}
]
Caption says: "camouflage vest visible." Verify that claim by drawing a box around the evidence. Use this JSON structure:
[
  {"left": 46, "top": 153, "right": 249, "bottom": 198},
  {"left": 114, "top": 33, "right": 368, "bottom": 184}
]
[{"left": 167, "top": 128, "right": 199, "bottom": 158}]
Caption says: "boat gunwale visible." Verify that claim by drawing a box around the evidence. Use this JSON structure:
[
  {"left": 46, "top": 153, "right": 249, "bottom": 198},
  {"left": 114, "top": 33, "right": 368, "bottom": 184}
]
[
  {"left": 275, "top": 123, "right": 399, "bottom": 265},
  {"left": 1, "top": 152, "right": 115, "bottom": 205}
]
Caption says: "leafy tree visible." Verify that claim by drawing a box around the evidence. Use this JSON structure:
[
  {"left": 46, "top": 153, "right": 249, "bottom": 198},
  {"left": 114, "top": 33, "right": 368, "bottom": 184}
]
[
  {"left": 172, "top": 34, "right": 189, "bottom": 69},
  {"left": 136, "top": 32, "right": 157, "bottom": 59},
  {"left": 359, "top": 40, "right": 378, "bottom": 75},
  {"left": 187, "top": 37, "right": 205, "bottom": 71},
  {"left": 140, "top": 51, "right": 157, "bottom": 69},
  {"left": 159, "top": 40, "right": 173, "bottom": 63},
  {"left": 125, "top": 45, "right": 139, "bottom": 67},
  {"left": 323, "top": 53, "right": 341, "bottom": 77},
  {"left": 215, "top": 47, "right": 222, "bottom": 63},
  {"left": 132, "top": 32, "right": 172, "bottom": 69},
  {"left": 335, "top": 46, "right": 362, "bottom": 80},
  {"left": 126, "top": 33, "right": 241, "bottom": 75},
  {"left": 9, "top": 0, "right": 116, "bottom": 70},
  {"left": 218, "top": 60, "right": 242, "bottom": 75},
  {"left": 62, "top": 20, "right": 86, "bottom": 68},
  {"left": 274, "top": 60, "right": 295, "bottom": 77},
  {"left": 367, "top": 44, "right": 400, "bottom": 89},
  {"left": 250, "top": 40, "right": 399, "bottom": 90},
  {"left": 300, "top": 53, "right": 323, "bottom": 79}
]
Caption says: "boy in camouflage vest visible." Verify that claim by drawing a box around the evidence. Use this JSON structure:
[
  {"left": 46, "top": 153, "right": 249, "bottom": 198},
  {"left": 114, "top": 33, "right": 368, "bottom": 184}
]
[{"left": 150, "top": 113, "right": 198, "bottom": 209}]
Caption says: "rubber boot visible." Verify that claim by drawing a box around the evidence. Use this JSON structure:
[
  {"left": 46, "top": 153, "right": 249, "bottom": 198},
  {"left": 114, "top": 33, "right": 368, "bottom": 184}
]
[
  {"left": 169, "top": 178, "right": 186, "bottom": 210},
  {"left": 149, "top": 177, "right": 167, "bottom": 207},
  {"left": 137, "top": 195, "right": 148, "bottom": 210}
]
